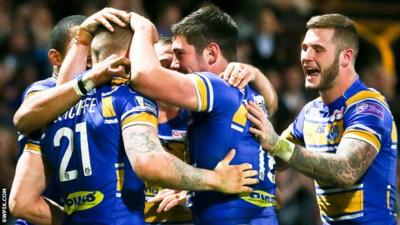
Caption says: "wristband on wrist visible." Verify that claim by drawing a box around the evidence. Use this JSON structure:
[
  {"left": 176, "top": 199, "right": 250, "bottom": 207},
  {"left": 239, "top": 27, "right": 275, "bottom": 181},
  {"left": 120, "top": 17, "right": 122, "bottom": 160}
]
[
  {"left": 72, "top": 75, "right": 96, "bottom": 96},
  {"left": 73, "top": 78, "right": 84, "bottom": 96},
  {"left": 271, "top": 136, "right": 295, "bottom": 162},
  {"left": 81, "top": 74, "right": 95, "bottom": 93},
  {"left": 74, "top": 28, "right": 93, "bottom": 46}
]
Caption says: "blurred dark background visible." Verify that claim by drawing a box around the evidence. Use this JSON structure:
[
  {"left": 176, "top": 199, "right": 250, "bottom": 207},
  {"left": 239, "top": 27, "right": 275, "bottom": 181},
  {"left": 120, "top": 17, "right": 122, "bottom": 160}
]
[{"left": 0, "top": 0, "right": 399, "bottom": 224}]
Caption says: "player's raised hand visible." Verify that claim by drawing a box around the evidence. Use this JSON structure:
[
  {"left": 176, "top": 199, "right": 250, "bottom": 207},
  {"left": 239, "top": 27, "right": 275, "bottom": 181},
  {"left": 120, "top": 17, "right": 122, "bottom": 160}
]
[
  {"left": 220, "top": 62, "right": 256, "bottom": 89},
  {"left": 246, "top": 101, "right": 278, "bottom": 151},
  {"left": 214, "top": 149, "right": 259, "bottom": 194},
  {"left": 129, "top": 12, "right": 159, "bottom": 43},
  {"left": 148, "top": 189, "right": 188, "bottom": 212},
  {"left": 75, "top": 8, "right": 130, "bottom": 46},
  {"left": 84, "top": 54, "right": 130, "bottom": 86},
  {"left": 81, "top": 7, "right": 130, "bottom": 34}
]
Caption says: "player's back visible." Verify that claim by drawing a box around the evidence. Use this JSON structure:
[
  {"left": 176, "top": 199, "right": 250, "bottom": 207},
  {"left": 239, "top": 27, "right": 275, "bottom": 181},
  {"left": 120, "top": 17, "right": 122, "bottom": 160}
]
[
  {"left": 187, "top": 72, "right": 278, "bottom": 225},
  {"left": 40, "top": 83, "right": 155, "bottom": 225}
]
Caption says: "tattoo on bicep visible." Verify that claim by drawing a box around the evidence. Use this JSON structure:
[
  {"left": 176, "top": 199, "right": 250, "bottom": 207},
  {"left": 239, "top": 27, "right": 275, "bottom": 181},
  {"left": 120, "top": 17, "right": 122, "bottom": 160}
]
[
  {"left": 125, "top": 129, "right": 159, "bottom": 153},
  {"left": 339, "top": 139, "right": 377, "bottom": 182}
]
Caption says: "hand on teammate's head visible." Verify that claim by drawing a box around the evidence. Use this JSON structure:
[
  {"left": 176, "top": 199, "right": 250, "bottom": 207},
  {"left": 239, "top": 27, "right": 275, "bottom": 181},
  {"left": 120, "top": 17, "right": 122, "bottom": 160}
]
[
  {"left": 129, "top": 12, "right": 159, "bottom": 43},
  {"left": 81, "top": 7, "right": 130, "bottom": 34}
]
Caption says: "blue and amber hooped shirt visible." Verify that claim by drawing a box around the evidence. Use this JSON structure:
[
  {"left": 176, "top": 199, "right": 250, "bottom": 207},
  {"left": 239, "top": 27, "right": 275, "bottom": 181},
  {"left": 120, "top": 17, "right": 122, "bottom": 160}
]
[{"left": 282, "top": 77, "right": 398, "bottom": 225}]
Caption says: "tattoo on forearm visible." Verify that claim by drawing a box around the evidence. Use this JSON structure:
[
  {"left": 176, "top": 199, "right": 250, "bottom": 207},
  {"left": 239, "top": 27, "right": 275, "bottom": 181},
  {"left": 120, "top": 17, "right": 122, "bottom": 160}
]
[
  {"left": 171, "top": 157, "right": 205, "bottom": 189},
  {"left": 289, "top": 139, "right": 376, "bottom": 187},
  {"left": 125, "top": 129, "right": 159, "bottom": 153}
]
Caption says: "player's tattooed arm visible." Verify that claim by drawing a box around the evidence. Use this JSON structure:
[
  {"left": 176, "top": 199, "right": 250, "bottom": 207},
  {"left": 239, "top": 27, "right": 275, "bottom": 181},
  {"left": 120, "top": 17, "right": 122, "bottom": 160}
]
[
  {"left": 246, "top": 101, "right": 377, "bottom": 188},
  {"left": 288, "top": 138, "right": 377, "bottom": 188},
  {"left": 122, "top": 124, "right": 258, "bottom": 193}
]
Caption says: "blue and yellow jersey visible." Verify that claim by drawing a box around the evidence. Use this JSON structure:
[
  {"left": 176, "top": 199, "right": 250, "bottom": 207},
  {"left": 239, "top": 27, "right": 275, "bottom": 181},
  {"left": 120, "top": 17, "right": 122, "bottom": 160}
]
[
  {"left": 144, "top": 109, "right": 193, "bottom": 224},
  {"left": 16, "top": 77, "right": 62, "bottom": 225},
  {"left": 38, "top": 82, "right": 158, "bottom": 225},
  {"left": 282, "top": 77, "right": 398, "bottom": 225},
  {"left": 187, "top": 72, "right": 278, "bottom": 225},
  {"left": 17, "top": 77, "right": 57, "bottom": 156}
]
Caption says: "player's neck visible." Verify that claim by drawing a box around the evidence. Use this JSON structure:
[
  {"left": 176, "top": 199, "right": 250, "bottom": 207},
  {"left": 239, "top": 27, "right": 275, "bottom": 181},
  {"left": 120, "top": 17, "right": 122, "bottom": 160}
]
[
  {"left": 320, "top": 70, "right": 357, "bottom": 105},
  {"left": 209, "top": 56, "right": 228, "bottom": 75},
  {"left": 157, "top": 101, "right": 180, "bottom": 123}
]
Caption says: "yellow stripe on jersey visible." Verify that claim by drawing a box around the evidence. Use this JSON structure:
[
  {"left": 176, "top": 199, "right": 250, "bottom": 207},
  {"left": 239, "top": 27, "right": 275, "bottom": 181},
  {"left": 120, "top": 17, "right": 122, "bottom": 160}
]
[
  {"left": 232, "top": 104, "right": 247, "bottom": 126},
  {"left": 116, "top": 169, "right": 124, "bottom": 192},
  {"left": 102, "top": 96, "right": 116, "bottom": 117},
  {"left": 345, "top": 90, "right": 386, "bottom": 106},
  {"left": 317, "top": 190, "right": 363, "bottom": 216},
  {"left": 387, "top": 190, "right": 390, "bottom": 209},
  {"left": 281, "top": 126, "right": 304, "bottom": 145},
  {"left": 24, "top": 143, "right": 41, "bottom": 153},
  {"left": 190, "top": 75, "right": 208, "bottom": 112},
  {"left": 25, "top": 90, "right": 41, "bottom": 99},
  {"left": 392, "top": 121, "right": 398, "bottom": 143},
  {"left": 122, "top": 112, "right": 158, "bottom": 129},
  {"left": 343, "top": 129, "right": 381, "bottom": 151},
  {"left": 111, "top": 77, "right": 129, "bottom": 86}
]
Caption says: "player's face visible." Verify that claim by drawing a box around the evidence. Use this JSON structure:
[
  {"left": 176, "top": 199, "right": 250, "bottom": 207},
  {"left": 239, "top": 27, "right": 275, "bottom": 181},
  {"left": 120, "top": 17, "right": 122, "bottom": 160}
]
[
  {"left": 301, "top": 28, "right": 340, "bottom": 91},
  {"left": 171, "top": 35, "right": 208, "bottom": 73},
  {"left": 155, "top": 42, "right": 173, "bottom": 69}
]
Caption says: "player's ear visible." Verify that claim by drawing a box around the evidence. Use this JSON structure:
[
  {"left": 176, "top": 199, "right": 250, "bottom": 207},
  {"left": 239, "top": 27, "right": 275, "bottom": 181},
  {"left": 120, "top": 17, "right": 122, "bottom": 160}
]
[
  {"left": 204, "top": 43, "right": 219, "bottom": 65},
  {"left": 48, "top": 49, "right": 62, "bottom": 67}
]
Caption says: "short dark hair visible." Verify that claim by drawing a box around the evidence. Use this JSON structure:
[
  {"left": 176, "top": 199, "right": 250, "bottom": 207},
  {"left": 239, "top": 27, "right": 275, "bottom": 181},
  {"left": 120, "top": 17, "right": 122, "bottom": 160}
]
[
  {"left": 50, "top": 15, "right": 86, "bottom": 55},
  {"left": 306, "top": 14, "right": 359, "bottom": 58},
  {"left": 171, "top": 5, "right": 239, "bottom": 61},
  {"left": 91, "top": 24, "right": 133, "bottom": 60},
  {"left": 158, "top": 36, "right": 172, "bottom": 46}
]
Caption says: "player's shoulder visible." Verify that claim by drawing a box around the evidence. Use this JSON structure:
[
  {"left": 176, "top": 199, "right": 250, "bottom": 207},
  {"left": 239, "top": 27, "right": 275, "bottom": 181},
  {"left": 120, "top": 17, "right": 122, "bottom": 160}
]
[
  {"left": 301, "top": 97, "right": 323, "bottom": 113},
  {"left": 345, "top": 88, "right": 387, "bottom": 108},
  {"left": 23, "top": 77, "right": 56, "bottom": 98},
  {"left": 104, "top": 84, "right": 157, "bottom": 111},
  {"left": 344, "top": 88, "right": 390, "bottom": 118},
  {"left": 191, "top": 72, "right": 228, "bottom": 86}
]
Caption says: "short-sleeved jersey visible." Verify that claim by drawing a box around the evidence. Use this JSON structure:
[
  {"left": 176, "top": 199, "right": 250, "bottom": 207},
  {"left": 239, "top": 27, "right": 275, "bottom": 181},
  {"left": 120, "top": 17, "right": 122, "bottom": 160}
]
[
  {"left": 17, "top": 77, "right": 57, "bottom": 156},
  {"left": 144, "top": 109, "right": 193, "bottom": 224},
  {"left": 282, "top": 77, "right": 398, "bottom": 225},
  {"left": 38, "top": 82, "right": 158, "bottom": 225},
  {"left": 187, "top": 72, "right": 278, "bottom": 225}
]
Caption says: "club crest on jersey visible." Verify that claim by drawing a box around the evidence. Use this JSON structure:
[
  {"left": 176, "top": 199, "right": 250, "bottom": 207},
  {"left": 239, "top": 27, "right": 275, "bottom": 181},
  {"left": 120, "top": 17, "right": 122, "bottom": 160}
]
[
  {"left": 64, "top": 191, "right": 104, "bottom": 215},
  {"left": 327, "top": 125, "right": 340, "bottom": 142}
]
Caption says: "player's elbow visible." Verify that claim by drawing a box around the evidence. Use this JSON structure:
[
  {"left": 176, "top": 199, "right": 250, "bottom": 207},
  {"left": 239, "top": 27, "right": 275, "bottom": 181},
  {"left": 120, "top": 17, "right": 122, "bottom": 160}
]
[
  {"left": 336, "top": 177, "right": 357, "bottom": 189},
  {"left": 131, "top": 155, "right": 157, "bottom": 180},
  {"left": 13, "top": 108, "right": 32, "bottom": 135},
  {"left": 9, "top": 195, "right": 29, "bottom": 219}
]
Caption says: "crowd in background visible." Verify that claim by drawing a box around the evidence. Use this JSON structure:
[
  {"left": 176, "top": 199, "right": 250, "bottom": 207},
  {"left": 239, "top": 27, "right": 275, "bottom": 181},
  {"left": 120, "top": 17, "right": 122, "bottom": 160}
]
[{"left": 0, "top": 0, "right": 399, "bottom": 224}]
